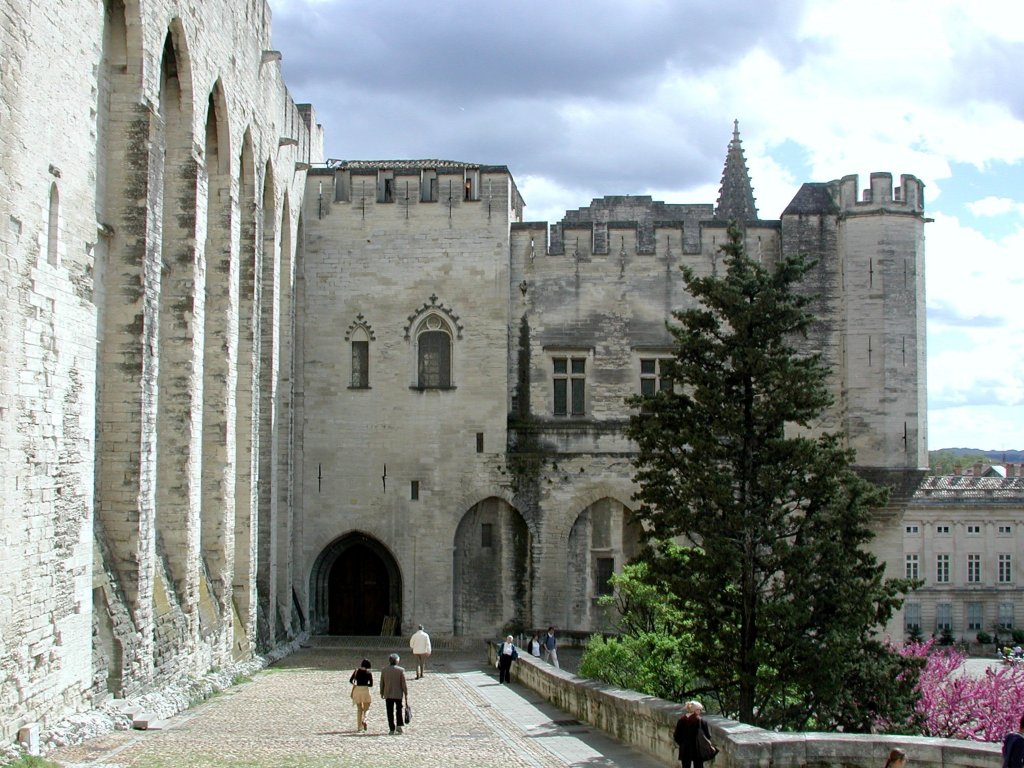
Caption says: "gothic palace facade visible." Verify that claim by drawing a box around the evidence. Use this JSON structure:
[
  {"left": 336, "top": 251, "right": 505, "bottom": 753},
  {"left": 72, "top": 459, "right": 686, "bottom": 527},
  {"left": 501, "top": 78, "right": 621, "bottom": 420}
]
[{"left": 2, "top": 0, "right": 1021, "bottom": 747}]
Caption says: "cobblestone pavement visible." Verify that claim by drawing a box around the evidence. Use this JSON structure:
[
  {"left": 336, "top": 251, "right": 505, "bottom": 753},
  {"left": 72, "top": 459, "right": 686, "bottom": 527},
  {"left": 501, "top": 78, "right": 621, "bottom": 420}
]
[{"left": 50, "top": 641, "right": 664, "bottom": 768}]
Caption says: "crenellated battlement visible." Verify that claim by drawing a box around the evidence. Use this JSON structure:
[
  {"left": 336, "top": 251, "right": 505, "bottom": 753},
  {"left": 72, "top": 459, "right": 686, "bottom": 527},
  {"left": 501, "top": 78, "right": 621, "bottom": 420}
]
[{"left": 837, "top": 172, "right": 925, "bottom": 215}]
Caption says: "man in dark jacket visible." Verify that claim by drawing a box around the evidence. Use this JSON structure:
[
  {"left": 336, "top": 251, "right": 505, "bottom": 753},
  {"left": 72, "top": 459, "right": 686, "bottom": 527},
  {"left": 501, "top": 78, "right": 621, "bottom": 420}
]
[
  {"left": 497, "top": 635, "right": 518, "bottom": 684},
  {"left": 1004, "top": 714, "right": 1024, "bottom": 768},
  {"left": 379, "top": 653, "right": 408, "bottom": 735}
]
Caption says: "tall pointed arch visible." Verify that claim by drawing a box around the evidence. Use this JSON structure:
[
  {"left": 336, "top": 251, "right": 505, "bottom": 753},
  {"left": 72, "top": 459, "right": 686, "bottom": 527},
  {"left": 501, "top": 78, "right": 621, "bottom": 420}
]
[
  {"left": 233, "top": 129, "right": 258, "bottom": 654},
  {"left": 255, "top": 159, "right": 279, "bottom": 649},
  {"left": 199, "top": 78, "right": 237, "bottom": 661},
  {"left": 153, "top": 21, "right": 203, "bottom": 663},
  {"left": 92, "top": 0, "right": 157, "bottom": 693}
]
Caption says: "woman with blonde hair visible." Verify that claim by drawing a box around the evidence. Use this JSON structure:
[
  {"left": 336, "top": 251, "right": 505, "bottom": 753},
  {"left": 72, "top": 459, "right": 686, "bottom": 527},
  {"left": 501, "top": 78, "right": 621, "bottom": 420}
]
[{"left": 673, "top": 700, "right": 714, "bottom": 768}]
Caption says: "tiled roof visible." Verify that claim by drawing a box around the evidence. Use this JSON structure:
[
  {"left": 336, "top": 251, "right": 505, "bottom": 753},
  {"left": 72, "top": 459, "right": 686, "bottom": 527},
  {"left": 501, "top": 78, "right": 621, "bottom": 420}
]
[
  {"left": 912, "top": 475, "right": 1024, "bottom": 501},
  {"left": 328, "top": 159, "right": 479, "bottom": 171}
]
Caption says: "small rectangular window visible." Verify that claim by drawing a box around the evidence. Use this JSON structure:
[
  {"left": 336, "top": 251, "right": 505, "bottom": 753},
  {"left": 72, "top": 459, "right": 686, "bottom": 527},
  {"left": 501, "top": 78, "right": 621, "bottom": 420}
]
[
  {"left": 421, "top": 170, "right": 438, "bottom": 202},
  {"left": 967, "top": 554, "right": 981, "bottom": 584},
  {"left": 905, "top": 524, "right": 919, "bottom": 534},
  {"left": 999, "top": 525, "right": 1013, "bottom": 536},
  {"left": 904, "top": 602, "right": 921, "bottom": 631},
  {"left": 936, "top": 524, "right": 951, "bottom": 535},
  {"left": 476, "top": 432, "right": 484, "bottom": 453},
  {"left": 481, "top": 522, "right": 493, "bottom": 548},
  {"left": 639, "top": 357, "right": 672, "bottom": 397},
  {"left": 936, "top": 554, "right": 950, "bottom": 583},
  {"left": 334, "top": 170, "right": 350, "bottom": 202},
  {"left": 411, "top": 480, "right": 419, "bottom": 501},
  {"left": 596, "top": 557, "right": 615, "bottom": 596},
  {"left": 999, "top": 602, "right": 1015, "bottom": 630},
  {"left": 967, "top": 524, "right": 981, "bottom": 535},
  {"left": 351, "top": 340, "right": 369, "bottom": 388},
  {"left": 905, "top": 554, "right": 919, "bottom": 580},
  {"left": 379, "top": 171, "right": 394, "bottom": 203},
  {"left": 999, "top": 554, "right": 1013, "bottom": 584},
  {"left": 967, "top": 602, "right": 983, "bottom": 631},
  {"left": 553, "top": 356, "right": 586, "bottom": 416}
]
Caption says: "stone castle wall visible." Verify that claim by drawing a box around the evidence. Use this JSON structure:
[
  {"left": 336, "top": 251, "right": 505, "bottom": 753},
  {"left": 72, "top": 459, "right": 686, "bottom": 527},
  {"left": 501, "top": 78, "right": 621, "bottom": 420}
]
[{"left": 0, "top": 0, "right": 320, "bottom": 744}]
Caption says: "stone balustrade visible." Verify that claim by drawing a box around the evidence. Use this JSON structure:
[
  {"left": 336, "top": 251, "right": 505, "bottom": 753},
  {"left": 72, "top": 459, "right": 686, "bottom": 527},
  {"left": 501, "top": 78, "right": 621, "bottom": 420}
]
[{"left": 489, "top": 644, "right": 1002, "bottom": 768}]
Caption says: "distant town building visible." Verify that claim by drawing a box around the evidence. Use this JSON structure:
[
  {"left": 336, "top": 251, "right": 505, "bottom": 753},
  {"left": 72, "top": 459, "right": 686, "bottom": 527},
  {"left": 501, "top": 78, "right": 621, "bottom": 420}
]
[{"left": 903, "top": 477, "right": 1024, "bottom": 640}]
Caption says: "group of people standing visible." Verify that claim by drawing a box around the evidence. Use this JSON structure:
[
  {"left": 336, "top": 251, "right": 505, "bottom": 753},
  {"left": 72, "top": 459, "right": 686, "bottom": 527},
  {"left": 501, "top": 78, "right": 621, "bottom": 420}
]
[
  {"left": 498, "top": 626, "right": 560, "bottom": 684},
  {"left": 346, "top": 624, "right": 433, "bottom": 735}
]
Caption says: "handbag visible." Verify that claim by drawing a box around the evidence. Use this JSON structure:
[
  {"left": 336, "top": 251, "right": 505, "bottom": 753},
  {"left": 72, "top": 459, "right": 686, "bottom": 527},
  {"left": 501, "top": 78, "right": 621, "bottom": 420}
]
[
  {"left": 404, "top": 703, "right": 412, "bottom": 724},
  {"left": 696, "top": 725, "right": 718, "bottom": 761}
]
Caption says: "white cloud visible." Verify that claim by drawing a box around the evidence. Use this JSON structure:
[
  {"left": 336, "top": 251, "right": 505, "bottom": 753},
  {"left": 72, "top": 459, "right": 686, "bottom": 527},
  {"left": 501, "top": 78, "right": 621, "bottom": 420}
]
[{"left": 967, "top": 196, "right": 1024, "bottom": 217}]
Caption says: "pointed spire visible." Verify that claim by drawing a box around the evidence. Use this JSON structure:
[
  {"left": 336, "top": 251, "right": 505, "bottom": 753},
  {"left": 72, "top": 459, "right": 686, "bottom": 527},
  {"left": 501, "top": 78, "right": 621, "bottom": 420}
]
[{"left": 714, "top": 119, "right": 758, "bottom": 222}]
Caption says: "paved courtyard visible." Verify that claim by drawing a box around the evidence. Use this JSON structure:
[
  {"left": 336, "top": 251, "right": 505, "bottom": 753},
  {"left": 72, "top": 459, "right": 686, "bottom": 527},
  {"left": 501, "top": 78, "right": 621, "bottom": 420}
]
[{"left": 49, "top": 641, "right": 664, "bottom": 768}]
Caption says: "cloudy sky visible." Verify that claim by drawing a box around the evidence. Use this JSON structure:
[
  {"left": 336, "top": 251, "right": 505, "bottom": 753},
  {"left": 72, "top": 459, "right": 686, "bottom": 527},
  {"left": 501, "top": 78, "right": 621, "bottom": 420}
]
[{"left": 267, "top": 0, "right": 1023, "bottom": 452}]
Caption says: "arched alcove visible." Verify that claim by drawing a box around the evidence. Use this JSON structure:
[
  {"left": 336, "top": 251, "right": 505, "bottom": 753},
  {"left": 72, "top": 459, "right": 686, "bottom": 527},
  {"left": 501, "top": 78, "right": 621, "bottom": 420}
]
[
  {"left": 453, "top": 497, "right": 531, "bottom": 636},
  {"left": 309, "top": 532, "right": 403, "bottom": 635},
  {"left": 567, "top": 497, "right": 642, "bottom": 631}
]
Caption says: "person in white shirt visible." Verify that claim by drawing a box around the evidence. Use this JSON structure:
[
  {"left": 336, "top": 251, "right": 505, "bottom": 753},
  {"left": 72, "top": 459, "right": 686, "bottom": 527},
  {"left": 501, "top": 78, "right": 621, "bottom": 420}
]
[{"left": 409, "top": 625, "right": 432, "bottom": 679}]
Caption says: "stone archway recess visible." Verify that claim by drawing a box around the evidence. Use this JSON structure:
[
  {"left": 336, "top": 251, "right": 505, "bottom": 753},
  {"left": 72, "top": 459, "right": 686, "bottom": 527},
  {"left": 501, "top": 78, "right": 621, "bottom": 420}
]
[{"left": 309, "top": 532, "right": 403, "bottom": 636}]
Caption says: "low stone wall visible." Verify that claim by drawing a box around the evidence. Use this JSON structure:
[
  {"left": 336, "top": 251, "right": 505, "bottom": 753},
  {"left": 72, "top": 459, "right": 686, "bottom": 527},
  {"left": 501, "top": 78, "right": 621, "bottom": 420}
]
[{"left": 488, "top": 644, "right": 1002, "bottom": 768}]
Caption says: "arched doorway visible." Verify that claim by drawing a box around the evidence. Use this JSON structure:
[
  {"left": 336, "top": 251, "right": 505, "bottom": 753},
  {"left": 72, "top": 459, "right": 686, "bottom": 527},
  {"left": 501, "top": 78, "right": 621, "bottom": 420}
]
[{"left": 309, "top": 532, "right": 402, "bottom": 635}]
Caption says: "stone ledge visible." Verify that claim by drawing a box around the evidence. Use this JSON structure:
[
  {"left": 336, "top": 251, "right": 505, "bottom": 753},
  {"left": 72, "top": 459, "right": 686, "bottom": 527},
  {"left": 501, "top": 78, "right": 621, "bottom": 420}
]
[{"left": 490, "top": 644, "right": 1003, "bottom": 768}]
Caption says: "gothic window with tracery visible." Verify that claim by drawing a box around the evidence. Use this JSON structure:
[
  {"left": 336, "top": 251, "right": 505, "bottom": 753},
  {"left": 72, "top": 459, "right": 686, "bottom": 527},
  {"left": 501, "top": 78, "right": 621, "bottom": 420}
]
[{"left": 417, "top": 316, "right": 451, "bottom": 388}]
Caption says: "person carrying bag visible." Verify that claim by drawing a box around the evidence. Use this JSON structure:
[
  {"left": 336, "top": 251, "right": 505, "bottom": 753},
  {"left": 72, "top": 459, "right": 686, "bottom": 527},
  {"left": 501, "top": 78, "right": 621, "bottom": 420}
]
[{"left": 673, "top": 700, "right": 718, "bottom": 768}]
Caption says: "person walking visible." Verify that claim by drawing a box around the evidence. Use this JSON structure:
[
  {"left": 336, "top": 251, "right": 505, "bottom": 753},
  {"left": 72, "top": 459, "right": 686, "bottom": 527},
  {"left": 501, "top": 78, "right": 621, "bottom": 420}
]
[
  {"left": 348, "top": 659, "right": 373, "bottom": 732},
  {"left": 673, "top": 700, "right": 712, "bottom": 768},
  {"left": 1004, "top": 714, "right": 1024, "bottom": 768},
  {"left": 409, "top": 624, "right": 432, "bottom": 679},
  {"left": 379, "top": 653, "right": 409, "bottom": 735},
  {"left": 543, "top": 626, "right": 559, "bottom": 668},
  {"left": 497, "top": 635, "right": 518, "bottom": 684},
  {"left": 883, "top": 748, "right": 907, "bottom": 768}
]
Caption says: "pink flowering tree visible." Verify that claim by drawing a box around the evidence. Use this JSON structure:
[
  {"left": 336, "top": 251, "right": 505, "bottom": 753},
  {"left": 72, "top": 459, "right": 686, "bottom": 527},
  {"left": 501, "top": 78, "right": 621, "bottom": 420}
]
[{"left": 899, "top": 640, "right": 1024, "bottom": 741}]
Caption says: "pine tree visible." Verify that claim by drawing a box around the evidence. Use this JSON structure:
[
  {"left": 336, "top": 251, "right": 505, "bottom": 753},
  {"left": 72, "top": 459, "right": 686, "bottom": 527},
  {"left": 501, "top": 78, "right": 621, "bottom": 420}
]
[{"left": 625, "top": 224, "right": 917, "bottom": 729}]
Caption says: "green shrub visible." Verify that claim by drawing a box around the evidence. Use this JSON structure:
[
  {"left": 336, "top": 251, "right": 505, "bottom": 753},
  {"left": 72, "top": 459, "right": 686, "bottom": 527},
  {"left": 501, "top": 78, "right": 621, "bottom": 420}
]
[{"left": 976, "top": 630, "right": 992, "bottom": 645}]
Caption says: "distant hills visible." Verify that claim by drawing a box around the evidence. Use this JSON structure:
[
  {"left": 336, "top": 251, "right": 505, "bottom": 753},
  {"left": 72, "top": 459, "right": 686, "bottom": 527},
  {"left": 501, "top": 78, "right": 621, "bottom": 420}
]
[{"left": 929, "top": 448, "right": 1024, "bottom": 475}]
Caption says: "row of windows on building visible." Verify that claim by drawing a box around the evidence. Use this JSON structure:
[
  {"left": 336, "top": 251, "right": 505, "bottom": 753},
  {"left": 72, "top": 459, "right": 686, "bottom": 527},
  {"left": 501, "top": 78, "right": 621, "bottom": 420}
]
[
  {"left": 905, "top": 601, "right": 1016, "bottom": 632},
  {"left": 905, "top": 553, "right": 1014, "bottom": 583},
  {"left": 906, "top": 523, "right": 1014, "bottom": 535},
  {"left": 351, "top": 337, "right": 672, "bottom": 414}
]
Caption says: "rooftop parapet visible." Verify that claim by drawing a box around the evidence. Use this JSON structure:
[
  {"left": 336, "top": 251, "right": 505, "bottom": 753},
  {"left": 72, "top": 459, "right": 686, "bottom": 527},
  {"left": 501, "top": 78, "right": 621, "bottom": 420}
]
[{"left": 838, "top": 172, "right": 924, "bottom": 215}]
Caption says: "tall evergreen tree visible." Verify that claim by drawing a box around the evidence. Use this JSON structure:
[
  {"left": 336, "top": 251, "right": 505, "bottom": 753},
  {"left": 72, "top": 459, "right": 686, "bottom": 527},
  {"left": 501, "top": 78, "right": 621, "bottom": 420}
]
[{"left": 626, "top": 224, "right": 917, "bottom": 730}]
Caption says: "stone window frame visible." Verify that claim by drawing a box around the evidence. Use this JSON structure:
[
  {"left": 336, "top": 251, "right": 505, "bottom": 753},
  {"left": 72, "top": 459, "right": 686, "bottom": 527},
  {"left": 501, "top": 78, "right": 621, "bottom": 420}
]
[
  {"left": 966, "top": 601, "right": 983, "bottom": 631},
  {"left": 344, "top": 315, "right": 375, "bottom": 390},
  {"left": 999, "top": 602, "right": 1015, "bottom": 630},
  {"left": 547, "top": 348, "right": 591, "bottom": 417},
  {"left": 935, "top": 553, "right": 950, "bottom": 583},
  {"left": 967, "top": 553, "right": 982, "bottom": 584},
  {"left": 637, "top": 353, "right": 674, "bottom": 397},
  {"left": 904, "top": 601, "right": 921, "bottom": 631},
  {"left": 905, "top": 553, "right": 919, "bottom": 580},
  {"left": 998, "top": 553, "right": 1013, "bottom": 584}
]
